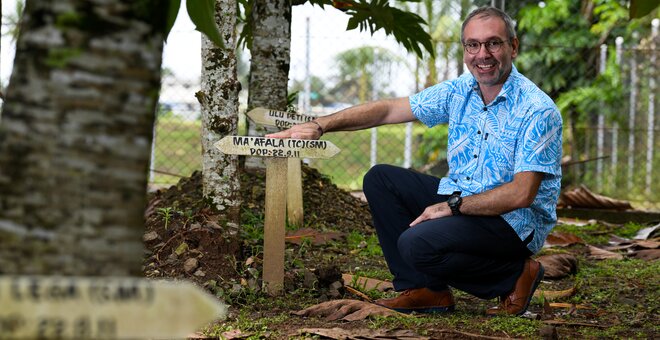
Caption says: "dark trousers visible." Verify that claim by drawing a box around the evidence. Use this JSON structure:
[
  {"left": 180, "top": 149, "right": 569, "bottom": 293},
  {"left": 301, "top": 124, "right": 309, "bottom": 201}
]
[{"left": 362, "top": 164, "right": 532, "bottom": 299}]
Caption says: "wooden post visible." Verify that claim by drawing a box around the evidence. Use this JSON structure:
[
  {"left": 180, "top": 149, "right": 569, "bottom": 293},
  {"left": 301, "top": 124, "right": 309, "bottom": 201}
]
[
  {"left": 263, "top": 157, "right": 287, "bottom": 294},
  {"left": 215, "top": 136, "right": 340, "bottom": 295},
  {"left": 247, "top": 108, "right": 320, "bottom": 227}
]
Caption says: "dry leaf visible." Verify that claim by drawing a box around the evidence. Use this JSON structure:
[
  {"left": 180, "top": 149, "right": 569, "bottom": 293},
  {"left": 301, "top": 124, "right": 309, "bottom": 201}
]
[
  {"left": 549, "top": 302, "right": 592, "bottom": 309},
  {"left": 545, "top": 232, "right": 584, "bottom": 247},
  {"left": 634, "top": 223, "right": 659, "bottom": 240},
  {"left": 537, "top": 254, "right": 578, "bottom": 279},
  {"left": 342, "top": 274, "right": 393, "bottom": 292},
  {"left": 285, "top": 228, "right": 346, "bottom": 245},
  {"left": 293, "top": 299, "right": 407, "bottom": 321},
  {"left": 534, "top": 286, "right": 577, "bottom": 301},
  {"left": 298, "top": 327, "right": 427, "bottom": 340},
  {"left": 628, "top": 249, "right": 660, "bottom": 261},
  {"left": 588, "top": 245, "right": 624, "bottom": 260}
]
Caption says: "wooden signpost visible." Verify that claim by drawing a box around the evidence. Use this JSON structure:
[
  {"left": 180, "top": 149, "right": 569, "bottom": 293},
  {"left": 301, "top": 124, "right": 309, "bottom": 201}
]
[
  {"left": 215, "top": 136, "right": 340, "bottom": 295},
  {"left": 247, "top": 107, "right": 320, "bottom": 228},
  {"left": 0, "top": 276, "right": 227, "bottom": 339}
]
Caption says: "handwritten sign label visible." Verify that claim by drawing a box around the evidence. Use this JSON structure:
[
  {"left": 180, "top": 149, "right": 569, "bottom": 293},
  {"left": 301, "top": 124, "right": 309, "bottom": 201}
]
[
  {"left": 215, "top": 136, "right": 339, "bottom": 159},
  {"left": 247, "top": 107, "right": 315, "bottom": 129},
  {"left": 0, "top": 276, "right": 227, "bottom": 339}
]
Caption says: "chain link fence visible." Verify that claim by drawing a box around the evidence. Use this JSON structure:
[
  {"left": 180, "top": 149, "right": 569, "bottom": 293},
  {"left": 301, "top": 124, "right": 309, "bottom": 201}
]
[
  {"left": 3, "top": 2, "right": 654, "bottom": 208},
  {"left": 150, "top": 2, "right": 658, "bottom": 209}
]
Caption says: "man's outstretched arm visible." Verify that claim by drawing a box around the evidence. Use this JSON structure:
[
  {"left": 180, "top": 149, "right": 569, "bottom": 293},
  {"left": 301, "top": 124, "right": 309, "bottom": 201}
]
[{"left": 266, "top": 97, "right": 415, "bottom": 140}]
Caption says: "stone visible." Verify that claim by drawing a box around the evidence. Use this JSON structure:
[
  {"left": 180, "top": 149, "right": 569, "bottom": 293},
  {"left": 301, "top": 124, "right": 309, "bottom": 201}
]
[{"left": 183, "top": 258, "right": 199, "bottom": 273}]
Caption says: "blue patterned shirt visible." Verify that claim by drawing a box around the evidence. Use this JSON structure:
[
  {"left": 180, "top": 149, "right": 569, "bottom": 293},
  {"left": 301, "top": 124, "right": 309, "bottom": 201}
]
[{"left": 409, "top": 65, "right": 563, "bottom": 253}]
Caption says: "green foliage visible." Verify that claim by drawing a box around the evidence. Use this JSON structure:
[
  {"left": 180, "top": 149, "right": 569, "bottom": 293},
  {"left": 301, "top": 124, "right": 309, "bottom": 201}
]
[
  {"left": 555, "top": 48, "right": 624, "bottom": 124},
  {"left": 157, "top": 207, "right": 173, "bottom": 230},
  {"left": 238, "top": 0, "right": 433, "bottom": 59},
  {"left": 347, "top": 230, "right": 383, "bottom": 257},
  {"left": 161, "top": 0, "right": 224, "bottom": 47},
  {"left": 414, "top": 125, "right": 449, "bottom": 168},
  {"left": 629, "top": 0, "right": 660, "bottom": 18},
  {"left": 165, "top": 0, "right": 181, "bottom": 41},
  {"left": 340, "top": 0, "right": 434, "bottom": 59},
  {"left": 186, "top": 0, "right": 225, "bottom": 47}
]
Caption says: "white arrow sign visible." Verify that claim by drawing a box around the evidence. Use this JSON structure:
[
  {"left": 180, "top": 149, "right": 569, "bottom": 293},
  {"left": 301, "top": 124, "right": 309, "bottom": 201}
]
[
  {"left": 247, "top": 107, "right": 316, "bottom": 129},
  {"left": 215, "top": 136, "right": 340, "bottom": 159},
  {"left": 0, "top": 276, "right": 227, "bottom": 339}
]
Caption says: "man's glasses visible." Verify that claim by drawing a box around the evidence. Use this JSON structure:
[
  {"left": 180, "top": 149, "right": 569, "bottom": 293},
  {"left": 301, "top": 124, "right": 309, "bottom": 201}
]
[{"left": 463, "top": 40, "right": 507, "bottom": 54}]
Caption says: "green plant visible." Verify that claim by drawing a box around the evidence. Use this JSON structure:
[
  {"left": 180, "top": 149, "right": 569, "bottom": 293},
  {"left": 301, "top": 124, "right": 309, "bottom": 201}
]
[{"left": 157, "top": 207, "right": 173, "bottom": 230}]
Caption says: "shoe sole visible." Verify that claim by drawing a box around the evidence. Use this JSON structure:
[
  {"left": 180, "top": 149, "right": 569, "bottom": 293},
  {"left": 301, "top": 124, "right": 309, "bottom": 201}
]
[
  {"left": 514, "top": 262, "right": 545, "bottom": 316},
  {"left": 390, "top": 305, "right": 455, "bottom": 314}
]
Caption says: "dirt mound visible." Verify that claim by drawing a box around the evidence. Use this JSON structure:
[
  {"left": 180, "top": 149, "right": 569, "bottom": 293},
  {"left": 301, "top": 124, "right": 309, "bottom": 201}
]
[{"left": 142, "top": 165, "right": 374, "bottom": 296}]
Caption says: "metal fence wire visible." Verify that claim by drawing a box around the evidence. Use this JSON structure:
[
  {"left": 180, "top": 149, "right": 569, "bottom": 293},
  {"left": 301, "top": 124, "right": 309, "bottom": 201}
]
[{"left": 0, "top": 5, "right": 656, "bottom": 209}]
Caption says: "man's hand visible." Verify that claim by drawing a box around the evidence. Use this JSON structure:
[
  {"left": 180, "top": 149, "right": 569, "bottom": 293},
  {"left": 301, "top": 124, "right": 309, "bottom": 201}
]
[
  {"left": 409, "top": 202, "right": 452, "bottom": 227},
  {"left": 266, "top": 121, "right": 323, "bottom": 140}
]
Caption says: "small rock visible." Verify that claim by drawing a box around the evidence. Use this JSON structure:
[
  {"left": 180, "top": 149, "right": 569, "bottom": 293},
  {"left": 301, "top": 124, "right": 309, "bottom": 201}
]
[
  {"left": 183, "top": 258, "right": 199, "bottom": 273},
  {"left": 302, "top": 269, "right": 317, "bottom": 289},
  {"left": 189, "top": 223, "right": 201, "bottom": 230},
  {"left": 143, "top": 231, "right": 159, "bottom": 242},
  {"left": 539, "top": 325, "right": 558, "bottom": 339},
  {"left": 193, "top": 269, "right": 206, "bottom": 277}
]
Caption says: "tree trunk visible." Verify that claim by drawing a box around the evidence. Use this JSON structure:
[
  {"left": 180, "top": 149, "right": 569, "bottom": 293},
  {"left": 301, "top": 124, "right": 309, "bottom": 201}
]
[
  {"left": 0, "top": 0, "right": 165, "bottom": 276},
  {"left": 199, "top": 0, "right": 241, "bottom": 226},
  {"left": 245, "top": 0, "right": 291, "bottom": 170}
]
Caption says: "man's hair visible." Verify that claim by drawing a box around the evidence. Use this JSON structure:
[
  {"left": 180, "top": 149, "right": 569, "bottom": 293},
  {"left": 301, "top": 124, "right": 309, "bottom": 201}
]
[{"left": 461, "top": 6, "right": 516, "bottom": 42}]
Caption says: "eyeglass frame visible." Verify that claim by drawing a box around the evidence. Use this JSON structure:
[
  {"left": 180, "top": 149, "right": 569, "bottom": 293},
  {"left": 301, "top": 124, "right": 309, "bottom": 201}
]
[{"left": 462, "top": 39, "right": 511, "bottom": 54}]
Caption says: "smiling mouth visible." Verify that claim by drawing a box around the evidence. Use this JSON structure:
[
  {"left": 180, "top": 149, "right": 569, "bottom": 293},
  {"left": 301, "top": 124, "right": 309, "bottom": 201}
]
[{"left": 476, "top": 63, "right": 496, "bottom": 71}]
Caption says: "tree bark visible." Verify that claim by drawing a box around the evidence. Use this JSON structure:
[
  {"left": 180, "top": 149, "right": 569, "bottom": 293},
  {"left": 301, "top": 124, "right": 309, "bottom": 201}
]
[
  {"left": 200, "top": 0, "right": 241, "bottom": 226},
  {"left": 245, "top": 0, "right": 291, "bottom": 170},
  {"left": 0, "top": 0, "right": 165, "bottom": 276}
]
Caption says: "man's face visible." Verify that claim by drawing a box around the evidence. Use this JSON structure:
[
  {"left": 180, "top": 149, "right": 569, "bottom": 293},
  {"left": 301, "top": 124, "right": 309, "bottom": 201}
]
[{"left": 462, "top": 15, "right": 518, "bottom": 87}]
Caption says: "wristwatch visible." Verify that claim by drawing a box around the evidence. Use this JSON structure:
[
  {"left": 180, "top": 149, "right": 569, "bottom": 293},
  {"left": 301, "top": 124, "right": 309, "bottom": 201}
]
[{"left": 447, "top": 191, "right": 462, "bottom": 216}]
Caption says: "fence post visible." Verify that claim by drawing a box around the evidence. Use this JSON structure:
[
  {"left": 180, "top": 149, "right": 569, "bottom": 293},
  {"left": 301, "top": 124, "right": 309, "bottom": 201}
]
[
  {"left": 597, "top": 44, "right": 607, "bottom": 192},
  {"left": 612, "top": 36, "right": 624, "bottom": 191},
  {"left": 627, "top": 33, "right": 638, "bottom": 191},
  {"left": 370, "top": 128, "right": 378, "bottom": 168},
  {"left": 404, "top": 122, "right": 413, "bottom": 168},
  {"left": 646, "top": 19, "right": 658, "bottom": 196}
]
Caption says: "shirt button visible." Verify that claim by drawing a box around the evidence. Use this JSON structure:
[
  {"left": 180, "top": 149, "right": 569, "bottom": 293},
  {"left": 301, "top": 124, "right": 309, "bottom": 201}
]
[
  {"left": 483, "top": 107, "right": 487, "bottom": 111},
  {"left": 473, "top": 155, "right": 477, "bottom": 158},
  {"left": 466, "top": 176, "right": 471, "bottom": 180}
]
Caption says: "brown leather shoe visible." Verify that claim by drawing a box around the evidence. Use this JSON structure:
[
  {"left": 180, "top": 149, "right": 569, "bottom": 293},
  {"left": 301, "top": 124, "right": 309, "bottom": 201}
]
[
  {"left": 486, "top": 258, "right": 545, "bottom": 316},
  {"left": 375, "top": 287, "right": 455, "bottom": 314}
]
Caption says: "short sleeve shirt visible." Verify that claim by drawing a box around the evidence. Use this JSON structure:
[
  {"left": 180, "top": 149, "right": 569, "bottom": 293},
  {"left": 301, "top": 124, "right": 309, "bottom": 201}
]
[{"left": 409, "top": 65, "right": 563, "bottom": 253}]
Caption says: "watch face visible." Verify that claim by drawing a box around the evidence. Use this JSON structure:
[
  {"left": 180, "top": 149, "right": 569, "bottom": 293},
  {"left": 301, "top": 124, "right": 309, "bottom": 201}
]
[{"left": 448, "top": 196, "right": 459, "bottom": 205}]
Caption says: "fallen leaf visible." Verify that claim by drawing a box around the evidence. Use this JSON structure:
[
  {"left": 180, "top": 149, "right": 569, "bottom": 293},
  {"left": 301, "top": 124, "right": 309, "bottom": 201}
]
[
  {"left": 143, "top": 231, "right": 159, "bottom": 242},
  {"left": 628, "top": 249, "right": 660, "bottom": 261},
  {"left": 634, "top": 223, "right": 659, "bottom": 240},
  {"left": 298, "top": 327, "right": 427, "bottom": 340},
  {"left": 286, "top": 228, "right": 346, "bottom": 245},
  {"left": 342, "top": 274, "right": 393, "bottom": 292},
  {"left": 534, "top": 286, "right": 577, "bottom": 301},
  {"left": 293, "top": 299, "right": 407, "bottom": 321},
  {"left": 548, "top": 302, "right": 592, "bottom": 309},
  {"left": 588, "top": 245, "right": 624, "bottom": 260},
  {"left": 536, "top": 254, "right": 578, "bottom": 279},
  {"left": 545, "top": 232, "right": 584, "bottom": 247}
]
